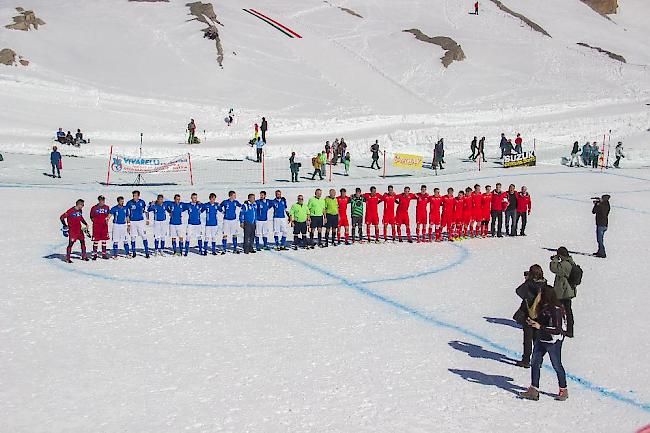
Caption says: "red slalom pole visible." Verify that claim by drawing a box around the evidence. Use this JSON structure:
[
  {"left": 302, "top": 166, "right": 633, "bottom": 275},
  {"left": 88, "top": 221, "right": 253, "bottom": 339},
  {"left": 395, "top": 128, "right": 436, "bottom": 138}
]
[
  {"left": 106, "top": 145, "right": 113, "bottom": 186},
  {"left": 383, "top": 151, "right": 386, "bottom": 178},
  {"left": 262, "top": 150, "right": 266, "bottom": 184},
  {"left": 188, "top": 152, "right": 194, "bottom": 185}
]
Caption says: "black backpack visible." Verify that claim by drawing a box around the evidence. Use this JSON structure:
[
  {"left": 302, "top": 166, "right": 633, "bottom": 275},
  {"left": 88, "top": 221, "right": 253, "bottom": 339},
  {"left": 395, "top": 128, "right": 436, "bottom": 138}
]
[{"left": 567, "top": 263, "right": 583, "bottom": 288}]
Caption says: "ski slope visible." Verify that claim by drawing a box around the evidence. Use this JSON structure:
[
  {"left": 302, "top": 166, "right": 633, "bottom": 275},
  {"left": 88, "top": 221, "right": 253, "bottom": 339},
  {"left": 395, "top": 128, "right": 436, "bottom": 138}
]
[{"left": 1, "top": 153, "right": 650, "bottom": 432}]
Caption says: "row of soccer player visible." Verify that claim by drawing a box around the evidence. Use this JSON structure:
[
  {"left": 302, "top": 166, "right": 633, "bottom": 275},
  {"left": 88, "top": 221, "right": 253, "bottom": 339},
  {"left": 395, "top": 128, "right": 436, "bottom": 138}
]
[{"left": 59, "top": 183, "right": 531, "bottom": 262}]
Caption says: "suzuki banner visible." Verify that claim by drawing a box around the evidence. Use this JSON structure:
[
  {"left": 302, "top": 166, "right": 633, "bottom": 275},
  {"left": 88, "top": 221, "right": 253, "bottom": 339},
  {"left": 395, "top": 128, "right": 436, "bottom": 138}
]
[
  {"left": 393, "top": 153, "right": 423, "bottom": 170},
  {"left": 504, "top": 151, "right": 536, "bottom": 168}
]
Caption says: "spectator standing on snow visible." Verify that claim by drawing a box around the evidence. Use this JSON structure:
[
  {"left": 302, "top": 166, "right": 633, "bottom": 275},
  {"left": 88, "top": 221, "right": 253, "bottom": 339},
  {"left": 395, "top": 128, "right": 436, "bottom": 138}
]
[
  {"left": 569, "top": 141, "right": 581, "bottom": 167},
  {"left": 331, "top": 139, "right": 339, "bottom": 166},
  {"left": 613, "top": 142, "right": 624, "bottom": 168},
  {"left": 253, "top": 123, "right": 260, "bottom": 141},
  {"left": 499, "top": 133, "right": 508, "bottom": 159},
  {"left": 255, "top": 137, "right": 265, "bottom": 163},
  {"left": 311, "top": 153, "right": 324, "bottom": 180},
  {"left": 581, "top": 142, "right": 591, "bottom": 166},
  {"left": 477, "top": 137, "right": 487, "bottom": 162},
  {"left": 592, "top": 194, "right": 610, "bottom": 258},
  {"left": 514, "top": 264, "right": 547, "bottom": 368},
  {"left": 469, "top": 136, "right": 477, "bottom": 160},
  {"left": 549, "top": 246, "right": 576, "bottom": 338},
  {"left": 519, "top": 285, "right": 569, "bottom": 402},
  {"left": 504, "top": 184, "right": 518, "bottom": 236},
  {"left": 474, "top": 1, "right": 479, "bottom": 14},
  {"left": 187, "top": 119, "right": 196, "bottom": 144},
  {"left": 289, "top": 152, "right": 300, "bottom": 182},
  {"left": 591, "top": 142, "right": 600, "bottom": 168},
  {"left": 50, "top": 146, "right": 62, "bottom": 178},
  {"left": 515, "top": 133, "right": 523, "bottom": 154},
  {"left": 503, "top": 139, "right": 514, "bottom": 157},
  {"left": 325, "top": 141, "right": 331, "bottom": 162},
  {"left": 339, "top": 138, "right": 347, "bottom": 164},
  {"left": 434, "top": 139, "right": 445, "bottom": 170},
  {"left": 344, "top": 152, "right": 351, "bottom": 176},
  {"left": 371, "top": 140, "right": 381, "bottom": 170},
  {"left": 261, "top": 117, "right": 268, "bottom": 143}
]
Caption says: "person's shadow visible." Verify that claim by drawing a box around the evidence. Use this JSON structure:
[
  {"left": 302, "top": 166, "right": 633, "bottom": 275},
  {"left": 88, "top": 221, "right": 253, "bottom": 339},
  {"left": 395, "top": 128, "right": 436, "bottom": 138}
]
[
  {"left": 484, "top": 316, "right": 522, "bottom": 329},
  {"left": 449, "top": 340, "right": 518, "bottom": 366},
  {"left": 449, "top": 369, "right": 527, "bottom": 396}
]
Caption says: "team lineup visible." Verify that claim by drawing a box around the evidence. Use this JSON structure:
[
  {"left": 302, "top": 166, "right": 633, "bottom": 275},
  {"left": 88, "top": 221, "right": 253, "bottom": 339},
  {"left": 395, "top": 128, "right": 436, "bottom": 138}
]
[{"left": 59, "top": 182, "right": 532, "bottom": 262}]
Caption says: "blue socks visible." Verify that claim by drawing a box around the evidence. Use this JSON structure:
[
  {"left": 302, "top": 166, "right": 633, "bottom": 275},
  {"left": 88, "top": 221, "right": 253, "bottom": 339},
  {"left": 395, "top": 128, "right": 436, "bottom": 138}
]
[
  {"left": 274, "top": 235, "right": 279, "bottom": 247},
  {"left": 222, "top": 238, "right": 227, "bottom": 252},
  {"left": 211, "top": 241, "right": 216, "bottom": 254},
  {"left": 281, "top": 236, "right": 286, "bottom": 246},
  {"left": 172, "top": 240, "right": 177, "bottom": 253},
  {"left": 255, "top": 238, "right": 260, "bottom": 250},
  {"left": 124, "top": 243, "right": 130, "bottom": 255},
  {"left": 263, "top": 237, "right": 268, "bottom": 248},
  {"left": 154, "top": 239, "right": 159, "bottom": 251},
  {"left": 143, "top": 240, "right": 149, "bottom": 255},
  {"left": 184, "top": 241, "right": 190, "bottom": 255},
  {"left": 233, "top": 237, "right": 238, "bottom": 252},
  {"left": 113, "top": 243, "right": 118, "bottom": 256}
]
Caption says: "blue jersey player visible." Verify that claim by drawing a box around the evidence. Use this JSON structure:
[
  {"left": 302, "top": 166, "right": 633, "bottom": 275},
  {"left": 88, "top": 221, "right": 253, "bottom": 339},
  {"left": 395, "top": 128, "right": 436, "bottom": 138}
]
[
  {"left": 109, "top": 196, "right": 130, "bottom": 258},
  {"left": 166, "top": 194, "right": 189, "bottom": 256},
  {"left": 126, "top": 190, "right": 150, "bottom": 258},
  {"left": 201, "top": 193, "right": 222, "bottom": 255},
  {"left": 220, "top": 191, "right": 242, "bottom": 253},
  {"left": 148, "top": 194, "right": 170, "bottom": 256},
  {"left": 255, "top": 190, "right": 272, "bottom": 250},
  {"left": 270, "top": 189, "right": 290, "bottom": 250},
  {"left": 185, "top": 193, "right": 203, "bottom": 256}
]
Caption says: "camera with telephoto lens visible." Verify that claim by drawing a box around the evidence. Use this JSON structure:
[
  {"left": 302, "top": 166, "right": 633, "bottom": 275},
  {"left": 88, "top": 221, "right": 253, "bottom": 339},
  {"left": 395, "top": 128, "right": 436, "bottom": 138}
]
[
  {"left": 591, "top": 196, "right": 601, "bottom": 204},
  {"left": 524, "top": 271, "right": 529, "bottom": 277}
]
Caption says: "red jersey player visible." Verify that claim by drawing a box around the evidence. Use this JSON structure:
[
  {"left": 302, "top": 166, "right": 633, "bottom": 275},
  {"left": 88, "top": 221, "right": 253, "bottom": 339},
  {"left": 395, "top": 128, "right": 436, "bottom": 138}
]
[
  {"left": 515, "top": 185, "right": 532, "bottom": 236},
  {"left": 415, "top": 185, "right": 430, "bottom": 242},
  {"left": 395, "top": 186, "right": 416, "bottom": 242},
  {"left": 471, "top": 184, "right": 483, "bottom": 238},
  {"left": 462, "top": 187, "right": 474, "bottom": 238},
  {"left": 428, "top": 188, "right": 443, "bottom": 242},
  {"left": 337, "top": 188, "right": 351, "bottom": 245},
  {"left": 363, "top": 186, "right": 383, "bottom": 242},
  {"left": 454, "top": 191, "right": 466, "bottom": 241},
  {"left": 60, "top": 198, "right": 89, "bottom": 263},
  {"left": 490, "top": 182, "right": 509, "bottom": 237},
  {"left": 90, "top": 195, "right": 110, "bottom": 260},
  {"left": 480, "top": 185, "right": 492, "bottom": 237},
  {"left": 440, "top": 188, "right": 456, "bottom": 241},
  {"left": 382, "top": 185, "right": 398, "bottom": 241}
]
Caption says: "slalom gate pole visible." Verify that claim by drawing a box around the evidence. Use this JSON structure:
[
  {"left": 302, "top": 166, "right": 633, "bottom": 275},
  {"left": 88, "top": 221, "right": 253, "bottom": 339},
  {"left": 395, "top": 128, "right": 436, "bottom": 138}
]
[
  {"left": 605, "top": 129, "right": 611, "bottom": 169},
  {"left": 478, "top": 153, "right": 481, "bottom": 171},
  {"left": 188, "top": 153, "right": 194, "bottom": 186},
  {"left": 533, "top": 138, "right": 536, "bottom": 154},
  {"left": 600, "top": 134, "right": 606, "bottom": 170},
  {"left": 106, "top": 145, "right": 113, "bottom": 186},
  {"left": 432, "top": 148, "right": 435, "bottom": 173},
  {"left": 262, "top": 150, "right": 266, "bottom": 184},
  {"left": 382, "top": 151, "right": 386, "bottom": 178},
  {"left": 203, "top": 129, "right": 206, "bottom": 143}
]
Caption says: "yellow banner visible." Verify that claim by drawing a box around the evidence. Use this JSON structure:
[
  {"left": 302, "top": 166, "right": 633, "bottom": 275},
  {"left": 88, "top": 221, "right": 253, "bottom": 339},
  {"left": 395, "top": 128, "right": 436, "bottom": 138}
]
[{"left": 393, "top": 153, "right": 423, "bottom": 170}]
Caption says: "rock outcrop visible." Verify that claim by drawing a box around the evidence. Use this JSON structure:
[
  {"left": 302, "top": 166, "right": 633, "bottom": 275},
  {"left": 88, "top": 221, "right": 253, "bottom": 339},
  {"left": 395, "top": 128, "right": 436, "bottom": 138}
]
[
  {"left": 489, "top": 0, "right": 551, "bottom": 37},
  {"left": 581, "top": 0, "right": 618, "bottom": 15},
  {"left": 340, "top": 7, "right": 363, "bottom": 18},
  {"left": 403, "top": 29, "right": 466, "bottom": 68},
  {"left": 186, "top": 2, "right": 224, "bottom": 67},
  {"left": 5, "top": 7, "right": 45, "bottom": 31},
  {"left": 577, "top": 42, "right": 625, "bottom": 63},
  {"left": 0, "top": 48, "right": 29, "bottom": 66}
]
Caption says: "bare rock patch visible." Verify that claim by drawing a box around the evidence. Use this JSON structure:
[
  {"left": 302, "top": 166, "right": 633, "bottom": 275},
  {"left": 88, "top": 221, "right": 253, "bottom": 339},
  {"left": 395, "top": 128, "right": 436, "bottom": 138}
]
[
  {"left": 0, "top": 48, "right": 29, "bottom": 66},
  {"left": 577, "top": 42, "right": 625, "bottom": 63},
  {"left": 403, "top": 29, "right": 465, "bottom": 68},
  {"left": 5, "top": 7, "right": 45, "bottom": 31},
  {"left": 581, "top": 0, "right": 618, "bottom": 15},
  {"left": 186, "top": 1, "right": 224, "bottom": 67},
  {"left": 489, "top": 0, "right": 550, "bottom": 37}
]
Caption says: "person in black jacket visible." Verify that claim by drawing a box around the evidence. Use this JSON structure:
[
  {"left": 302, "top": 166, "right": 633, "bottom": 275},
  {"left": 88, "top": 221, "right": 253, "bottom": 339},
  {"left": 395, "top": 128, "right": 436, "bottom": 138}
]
[
  {"left": 569, "top": 141, "right": 580, "bottom": 167},
  {"left": 469, "top": 136, "right": 477, "bottom": 160},
  {"left": 592, "top": 194, "right": 610, "bottom": 258},
  {"left": 261, "top": 117, "right": 268, "bottom": 143},
  {"left": 514, "top": 264, "right": 547, "bottom": 368},
  {"left": 504, "top": 184, "right": 518, "bottom": 236},
  {"left": 519, "top": 285, "right": 569, "bottom": 402}
]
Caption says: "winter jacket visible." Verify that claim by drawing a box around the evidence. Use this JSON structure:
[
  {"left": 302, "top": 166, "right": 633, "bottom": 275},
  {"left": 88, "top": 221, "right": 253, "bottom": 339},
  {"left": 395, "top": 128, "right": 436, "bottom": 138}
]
[
  {"left": 593, "top": 200, "right": 610, "bottom": 227},
  {"left": 434, "top": 141, "right": 444, "bottom": 159},
  {"left": 255, "top": 139, "right": 265, "bottom": 149},
  {"left": 615, "top": 145, "right": 624, "bottom": 158},
  {"left": 516, "top": 192, "right": 531, "bottom": 213},
  {"left": 289, "top": 155, "right": 299, "bottom": 172},
  {"left": 319, "top": 153, "right": 327, "bottom": 165},
  {"left": 515, "top": 278, "right": 547, "bottom": 322},
  {"left": 581, "top": 144, "right": 591, "bottom": 156},
  {"left": 550, "top": 255, "right": 576, "bottom": 300},
  {"left": 500, "top": 136, "right": 508, "bottom": 149},
  {"left": 371, "top": 143, "right": 380, "bottom": 159},
  {"left": 536, "top": 304, "right": 567, "bottom": 343},
  {"left": 571, "top": 142, "right": 580, "bottom": 155},
  {"left": 261, "top": 119, "right": 268, "bottom": 131},
  {"left": 490, "top": 191, "right": 508, "bottom": 212},
  {"left": 239, "top": 201, "right": 257, "bottom": 224},
  {"left": 50, "top": 151, "right": 62, "bottom": 164}
]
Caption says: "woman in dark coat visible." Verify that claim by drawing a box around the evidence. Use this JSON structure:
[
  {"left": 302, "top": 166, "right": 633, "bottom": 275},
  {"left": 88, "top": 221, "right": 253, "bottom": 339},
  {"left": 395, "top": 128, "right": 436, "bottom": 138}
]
[{"left": 514, "top": 264, "right": 546, "bottom": 368}]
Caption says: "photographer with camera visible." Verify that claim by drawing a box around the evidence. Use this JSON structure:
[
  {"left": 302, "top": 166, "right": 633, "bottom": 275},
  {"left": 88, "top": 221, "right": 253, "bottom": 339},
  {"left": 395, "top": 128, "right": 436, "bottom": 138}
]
[
  {"left": 550, "top": 246, "right": 579, "bottom": 338},
  {"left": 592, "top": 194, "right": 610, "bottom": 258},
  {"left": 513, "top": 264, "right": 549, "bottom": 368}
]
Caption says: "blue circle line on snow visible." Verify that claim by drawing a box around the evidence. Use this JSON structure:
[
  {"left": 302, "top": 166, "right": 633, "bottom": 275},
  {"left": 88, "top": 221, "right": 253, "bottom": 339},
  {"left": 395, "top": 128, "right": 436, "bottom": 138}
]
[
  {"left": 272, "top": 249, "right": 650, "bottom": 414},
  {"left": 44, "top": 241, "right": 468, "bottom": 289}
]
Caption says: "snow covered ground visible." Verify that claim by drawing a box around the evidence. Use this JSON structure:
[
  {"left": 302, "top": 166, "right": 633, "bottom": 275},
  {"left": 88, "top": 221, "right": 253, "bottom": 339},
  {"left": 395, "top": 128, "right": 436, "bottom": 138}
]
[{"left": 1, "top": 153, "right": 650, "bottom": 432}]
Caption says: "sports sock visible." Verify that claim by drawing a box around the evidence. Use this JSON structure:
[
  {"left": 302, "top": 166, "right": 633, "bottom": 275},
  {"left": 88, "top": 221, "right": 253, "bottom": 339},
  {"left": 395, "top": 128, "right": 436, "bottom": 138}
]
[
  {"left": 281, "top": 236, "right": 286, "bottom": 246},
  {"left": 161, "top": 240, "right": 165, "bottom": 250},
  {"left": 172, "top": 240, "right": 177, "bottom": 253},
  {"left": 154, "top": 239, "right": 159, "bottom": 251},
  {"left": 222, "top": 238, "right": 227, "bottom": 251},
  {"left": 131, "top": 241, "right": 136, "bottom": 252},
  {"left": 113, "top": 243, "right": 118, "bottom": 256},
  {"left": 274, "top": 235, "right": 279, "bottom": 247},
  {"left": 124, "top": 242, "right": 130, "bottom": 255},
  {"left": 263, "top": 237, "right": 268, "bottom": 248},
  {"left": 233, "top": 237, "right": 238, "bottom": 251},
  {"left": 255, "top": 237, "right": 260, "bottom": 250},
  {"left": 143, "top": 240, "right": 149, "bottom": 255},
  {"left": 184, "top": 241, "right": 189, "bottom": 255}
]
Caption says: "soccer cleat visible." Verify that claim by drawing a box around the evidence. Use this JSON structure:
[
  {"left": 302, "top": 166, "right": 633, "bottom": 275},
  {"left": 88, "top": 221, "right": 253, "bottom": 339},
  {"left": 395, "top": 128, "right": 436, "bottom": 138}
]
[
  {"left": 82, "top": 257, "right": 89, "bottom": 261},
  {"left": 555, "top": 388, "right": 569, "bottom": 401},
  {"left": 92, "top": 255, "right": 97, "bottom": 261},
  {"left": 102, "top": 254, "right": 110, "bottom": 260},
  {"left": 132, "top": 252, "right": 137, "bottom": 258},
  {"left": 145, "top": 253, "right": 150, "bottom": 259},
  {"left": 65, "top": 258, "right": 72, "bottom": 263},
  {"left": 221, "top": 251, "right": 226, "bottom": 255},
  {"left": 519, "top": 386, "right": 539, "bottom": 401},
  {"left": 515, "top": 360, "right": 530, "bottom": 368}
]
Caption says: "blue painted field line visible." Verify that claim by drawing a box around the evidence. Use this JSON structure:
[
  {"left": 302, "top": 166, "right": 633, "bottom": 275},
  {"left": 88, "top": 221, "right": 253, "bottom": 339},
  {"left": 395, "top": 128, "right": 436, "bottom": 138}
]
[{"left": 273, "top": 250, "right": 650, "bottom": 413}]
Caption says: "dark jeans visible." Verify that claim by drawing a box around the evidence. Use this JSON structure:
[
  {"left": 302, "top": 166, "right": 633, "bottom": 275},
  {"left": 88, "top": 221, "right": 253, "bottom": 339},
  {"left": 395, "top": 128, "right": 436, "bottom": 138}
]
[
  {"left": 243, "top": 222, "right": 256, "bottom": 253},
  {"left": 371, "top": 157, "right": 380, "bottom": 169},
  {"left": 614, "top": 156, "right": 621, "bottom": 167},
  {"left": 261, "top": 130, "right": 266, "bottom": 143},
  {"left": 522, "top": 324, "right": 536, "bottom": 363},
  {"left": 596, "top": 225, "right": 607, "bottom": 256},
  {"left": 561, "top": 298, "right": 574, "bottom": 338},
  {"left": 291, "top": 170, "right": 299, "bottom": 182},
  {"left": 490, "top": 210, "right": 503, "bottom": 236},
  {"left": 311, "top": 168, "right": 323, "bottom": 180},
  {"left": 256, "top": 148, "right": 263, "bottom": 162},
  {"left": 515, "top": 212, "right": 527, "bottom": 235},
  {"left": 505, "top": 209, "right": 516, "bottom": 235},
  {"left": 51, "top": 162, "right": 60, "bottom": 177},
  {"left": 531, "top": 339, "right": 567, "bottom": 389}
]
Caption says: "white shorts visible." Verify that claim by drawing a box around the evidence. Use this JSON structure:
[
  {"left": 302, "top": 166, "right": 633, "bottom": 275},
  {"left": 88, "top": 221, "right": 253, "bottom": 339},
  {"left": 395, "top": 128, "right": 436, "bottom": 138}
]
[
  {"left": 256, "top": 220, "right": 272, "bottom": 237},
  {"left": 222, "top": 219, "right": 240, "bottom": 238},
  {"left": 204, "top": 225, "right": 220, "bottom": 241},
  {"left": 187, "top": 224, "right": 204, "bottom": 240},
  {"left": 273, "top": 218, "right": 289, "bottom": 237},
  {"left": 153, "top": 220, "right": 168, "bottom": 240},
  {"left": 112, "top": 223, "right": 129, "bottom": 243},
  {"left": 129, "top": 220, "right": 147, "bottom": 239},
  {"left": 169, "top": 224, "right": 186, "bottom": 239}
]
